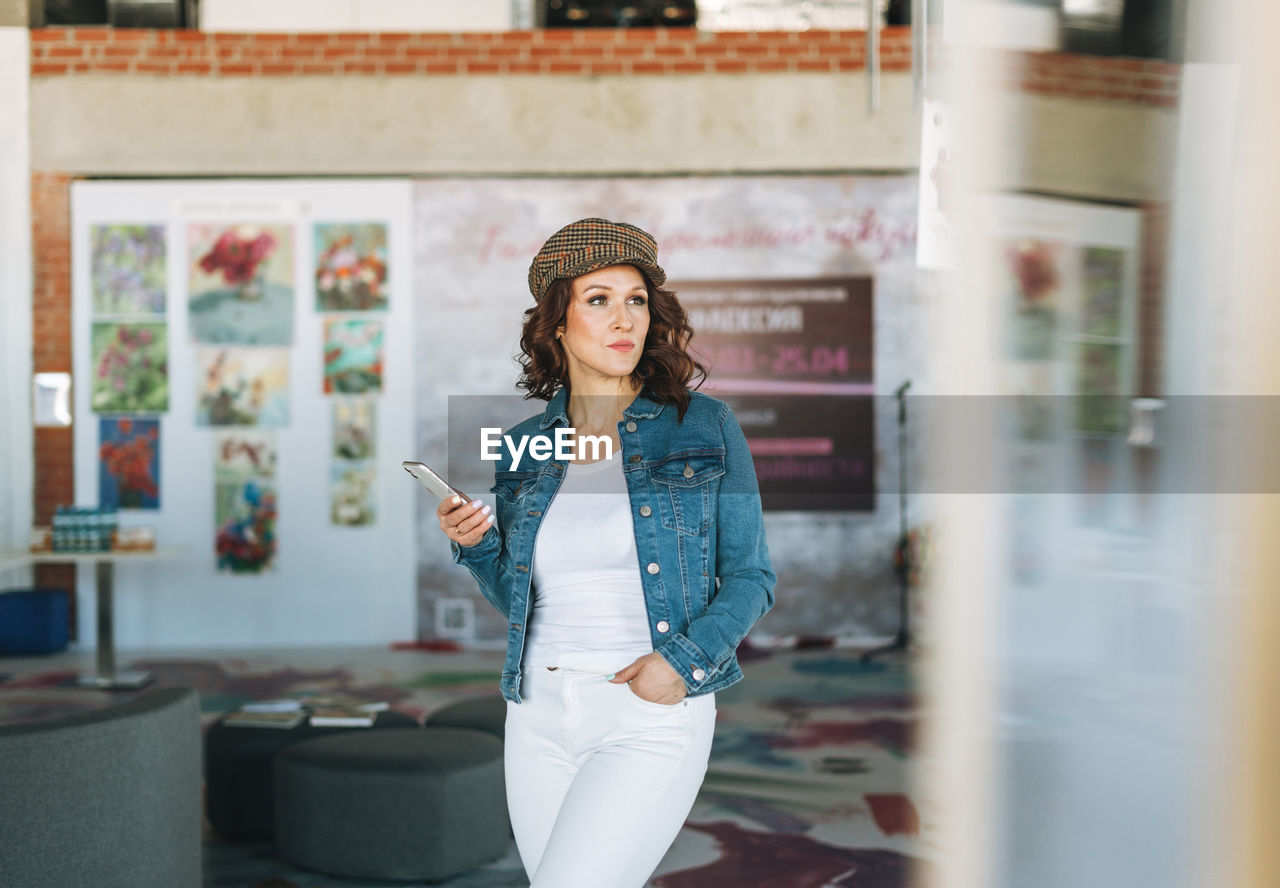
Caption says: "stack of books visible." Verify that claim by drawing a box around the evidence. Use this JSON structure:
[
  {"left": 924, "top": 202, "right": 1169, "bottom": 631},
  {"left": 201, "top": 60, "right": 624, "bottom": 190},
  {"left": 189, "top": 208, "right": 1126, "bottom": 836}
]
[
  {"left": 222, "top": 695, "right": 390, "bottom": 729},
  {"left": 222, "top": 700, "right": 308, "bottom": 729},
  {"left": 301, "top": 694, "right": 389, "bottom": 728}
]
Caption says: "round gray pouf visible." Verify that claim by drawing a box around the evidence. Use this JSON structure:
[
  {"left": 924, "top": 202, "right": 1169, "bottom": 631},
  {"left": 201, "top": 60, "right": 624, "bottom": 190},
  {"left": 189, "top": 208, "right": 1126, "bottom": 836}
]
[
  {"left": 423, "top": 694, "right": 506, "bottom": 740},
  {"left": 273, "top": 727, "right": 508, "bottom": 881}
]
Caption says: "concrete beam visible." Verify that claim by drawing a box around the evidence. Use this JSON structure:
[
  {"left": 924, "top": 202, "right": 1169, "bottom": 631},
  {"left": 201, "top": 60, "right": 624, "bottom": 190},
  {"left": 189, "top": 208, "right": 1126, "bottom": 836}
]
[
  {"left": 31, "top": 72, "right": 920, "bottom": 176},
  {"left": 0, "top": 0, "right": 31, "bottom": 28}
]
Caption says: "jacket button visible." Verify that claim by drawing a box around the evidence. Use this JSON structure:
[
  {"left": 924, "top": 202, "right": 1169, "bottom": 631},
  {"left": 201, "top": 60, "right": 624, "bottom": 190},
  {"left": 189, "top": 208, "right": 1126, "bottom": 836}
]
[
  {"left": 682, "top": 464, "right": 694, "bottom": 479},
  {"left": 656, "top": 620, "right": 669, "bottom": 633},
  {"left": 646, "top": 562, "right": 660, "bottom": 575},
  {"left": 625, "top": 421, "right": 637, "bottom": 432},
  {"left": 691, "top": 667, "right": 706, "bottom": 682},
  {"left": 629, "top": 454, "right": 642, "bottom": 463},
  {"left": 639, "top": 505, "right": 652, "bottom": 517}
]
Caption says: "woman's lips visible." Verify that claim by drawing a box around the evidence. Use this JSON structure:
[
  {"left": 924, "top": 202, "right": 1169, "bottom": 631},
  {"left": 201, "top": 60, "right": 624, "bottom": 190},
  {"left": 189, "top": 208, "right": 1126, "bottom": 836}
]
[{"left": 607, "top": 342, "right": 635, "bottom": 352}]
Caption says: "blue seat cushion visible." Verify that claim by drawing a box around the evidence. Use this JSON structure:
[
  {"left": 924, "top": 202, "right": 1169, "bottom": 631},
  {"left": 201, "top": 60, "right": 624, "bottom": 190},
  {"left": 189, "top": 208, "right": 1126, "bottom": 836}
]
[{"left": 0, "top": 588, "right": 70, "bottom": 655}]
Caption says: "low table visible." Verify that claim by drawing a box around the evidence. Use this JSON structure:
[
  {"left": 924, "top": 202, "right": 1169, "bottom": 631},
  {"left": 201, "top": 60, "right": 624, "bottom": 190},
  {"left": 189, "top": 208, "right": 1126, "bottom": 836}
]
[{"left": 0, "top": 549, "right": 185, "bottom": 690}]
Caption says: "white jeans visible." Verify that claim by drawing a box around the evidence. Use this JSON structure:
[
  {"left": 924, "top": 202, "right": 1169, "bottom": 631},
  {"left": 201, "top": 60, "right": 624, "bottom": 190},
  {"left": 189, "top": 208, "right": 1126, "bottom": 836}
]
[{"left": 504, "top": 652, "right": 716, "bottom": 888}]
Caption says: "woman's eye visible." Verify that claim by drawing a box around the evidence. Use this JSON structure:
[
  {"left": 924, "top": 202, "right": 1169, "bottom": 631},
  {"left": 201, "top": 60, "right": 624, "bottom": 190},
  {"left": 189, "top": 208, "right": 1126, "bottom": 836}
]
[
  {"left": 588, "top": 295, "right": 607, "bottom": 305},
  {"left": 628, "top": 296, "right": 647, "bottom": 306}
]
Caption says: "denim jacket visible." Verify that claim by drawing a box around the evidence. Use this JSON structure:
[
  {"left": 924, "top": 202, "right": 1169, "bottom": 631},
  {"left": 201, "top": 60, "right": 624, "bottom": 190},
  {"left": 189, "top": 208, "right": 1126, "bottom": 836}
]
[{"left": 451, "top": 387, "right": 776, "bottom": 703}]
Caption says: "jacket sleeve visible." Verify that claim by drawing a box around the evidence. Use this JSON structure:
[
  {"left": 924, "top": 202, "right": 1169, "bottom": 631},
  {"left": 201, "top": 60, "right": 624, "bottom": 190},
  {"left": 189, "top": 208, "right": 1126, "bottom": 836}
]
[
  {"left": 449, "top": 495, "right": 512, "bottom": 618},
  {"left": 658, "top": 402, "right": 776, "bottom": 690}
]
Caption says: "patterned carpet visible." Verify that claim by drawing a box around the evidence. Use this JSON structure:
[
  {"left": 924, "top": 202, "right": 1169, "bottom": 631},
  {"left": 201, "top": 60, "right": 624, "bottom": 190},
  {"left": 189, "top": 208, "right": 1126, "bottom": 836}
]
[{"left": 0, "top": 643, "right": 928, "bottom": 888}]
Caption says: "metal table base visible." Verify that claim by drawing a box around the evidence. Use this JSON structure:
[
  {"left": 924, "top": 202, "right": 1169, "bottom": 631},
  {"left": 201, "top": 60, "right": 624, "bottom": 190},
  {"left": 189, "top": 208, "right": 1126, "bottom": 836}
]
[
  {"left": 1, "top": 549, "right": 179, "bottom": 690},
  {"left": 70, "top": 561, "right": 154, "bottom": 689}
]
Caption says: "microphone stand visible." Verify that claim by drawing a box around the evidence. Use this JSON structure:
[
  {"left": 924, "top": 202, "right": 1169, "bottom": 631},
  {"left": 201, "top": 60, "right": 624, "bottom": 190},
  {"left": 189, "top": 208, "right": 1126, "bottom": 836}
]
[{"left": 862, "top": 380, "right": 912, "bottom": 663}]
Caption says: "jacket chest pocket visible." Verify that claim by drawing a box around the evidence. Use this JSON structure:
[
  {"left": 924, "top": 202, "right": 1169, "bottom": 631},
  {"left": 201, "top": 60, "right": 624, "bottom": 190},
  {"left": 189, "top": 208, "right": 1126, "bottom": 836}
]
[
  {"left": 493, "top": 472, "right": 536, "bottom": 538},
  {"left": 650, "top": 454, "right": 724, "bottom": 537}
]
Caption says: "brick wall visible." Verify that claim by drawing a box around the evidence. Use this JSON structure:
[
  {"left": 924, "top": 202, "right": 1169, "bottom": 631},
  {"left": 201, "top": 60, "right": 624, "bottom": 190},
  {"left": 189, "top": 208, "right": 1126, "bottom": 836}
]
[
  {"left": 27, "top": 28, "right": 1184, "bottom": 109},
  {"left": 30, "top": 172, "right": 76, "bottom": 613},
  {"left": 29, "top": 27, "right": 913, "bottom": 76},
  {"left": 1004, "top": 50, "right": 1181, "bottom": 110}
]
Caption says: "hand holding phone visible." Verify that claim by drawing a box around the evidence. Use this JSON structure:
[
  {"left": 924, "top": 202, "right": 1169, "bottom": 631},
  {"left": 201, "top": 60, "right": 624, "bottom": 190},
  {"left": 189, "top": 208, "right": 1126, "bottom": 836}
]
[
  {"left": 402, "top": 461, "right": 470, "bottom": 502},
  {"left": 403, "top": 460, "right": 493, "bottom": 547}
]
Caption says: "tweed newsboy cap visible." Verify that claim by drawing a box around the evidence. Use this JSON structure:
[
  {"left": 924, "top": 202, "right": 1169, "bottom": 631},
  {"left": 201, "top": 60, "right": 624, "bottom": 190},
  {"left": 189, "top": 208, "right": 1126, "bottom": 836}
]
[{"left": 527, "top": 218, "right": 666, "bottom": 302}]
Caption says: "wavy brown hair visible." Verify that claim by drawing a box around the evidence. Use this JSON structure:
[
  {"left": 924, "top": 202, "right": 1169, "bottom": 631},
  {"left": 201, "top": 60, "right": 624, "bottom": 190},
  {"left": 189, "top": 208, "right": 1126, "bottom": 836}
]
[{"left": 516, "top": 270, "right": 707, "bottom": 420}]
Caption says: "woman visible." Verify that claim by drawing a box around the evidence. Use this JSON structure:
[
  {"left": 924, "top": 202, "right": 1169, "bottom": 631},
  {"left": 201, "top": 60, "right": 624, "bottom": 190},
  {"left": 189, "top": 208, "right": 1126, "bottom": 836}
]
[{"left": 437, "top": 218, "right": 775, "bottom": 888}]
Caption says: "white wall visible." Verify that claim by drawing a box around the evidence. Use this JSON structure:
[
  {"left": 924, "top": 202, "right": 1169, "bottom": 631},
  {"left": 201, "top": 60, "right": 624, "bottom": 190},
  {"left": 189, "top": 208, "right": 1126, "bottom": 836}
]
[
  {"left": 70, "top": 180, "right": 416, "bottom": 649},
  {"left": 199, "top": 0, "right": 513, "bottom": 32}
]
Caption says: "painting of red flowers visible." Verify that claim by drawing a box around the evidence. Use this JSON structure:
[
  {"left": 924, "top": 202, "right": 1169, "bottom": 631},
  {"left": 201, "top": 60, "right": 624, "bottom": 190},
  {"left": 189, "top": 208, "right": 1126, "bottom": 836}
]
[
  {"left": 99, "top": 417, "right": 160, "bottom": 510},
  {"left": 1003, "top": 238, "right": 1062, "bottom": 360},
  {"left": 188, "top": 222, "right": 295, "bottom": 346}
]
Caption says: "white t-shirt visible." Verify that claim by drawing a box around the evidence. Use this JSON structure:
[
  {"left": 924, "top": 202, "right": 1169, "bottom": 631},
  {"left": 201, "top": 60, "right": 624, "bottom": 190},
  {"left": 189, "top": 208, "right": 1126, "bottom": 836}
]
[{"left": 524, "top": 452, "right": 652, "bottom": 668}]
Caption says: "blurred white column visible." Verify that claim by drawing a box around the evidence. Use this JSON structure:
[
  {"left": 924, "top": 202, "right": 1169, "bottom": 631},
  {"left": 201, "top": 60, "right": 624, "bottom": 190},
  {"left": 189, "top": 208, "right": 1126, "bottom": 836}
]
[
  {"left": 0, "top": 25, "right": 33, "bottom": 560},
  {"left": 916, "top": 2, "right": 1012, "bottom": 886},
  {"left": 1216, "top": 0, "right": 1280, "bottom": 884}
]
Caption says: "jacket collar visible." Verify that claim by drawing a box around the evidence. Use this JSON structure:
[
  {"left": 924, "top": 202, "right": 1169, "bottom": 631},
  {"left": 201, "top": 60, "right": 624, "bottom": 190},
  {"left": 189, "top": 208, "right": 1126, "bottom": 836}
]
[
  {"left": 538, "top": 388, "right": 570, "bottom": 430},
  {"left": 538, "top": 386, "right": 666, "bottom": 430}
]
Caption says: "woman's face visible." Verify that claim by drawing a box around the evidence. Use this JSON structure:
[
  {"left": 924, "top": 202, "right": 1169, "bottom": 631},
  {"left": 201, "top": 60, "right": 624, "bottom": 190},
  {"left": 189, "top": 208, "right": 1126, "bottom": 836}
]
[{"left": 556, "top": 264, "right": 651, "bottom": 390}]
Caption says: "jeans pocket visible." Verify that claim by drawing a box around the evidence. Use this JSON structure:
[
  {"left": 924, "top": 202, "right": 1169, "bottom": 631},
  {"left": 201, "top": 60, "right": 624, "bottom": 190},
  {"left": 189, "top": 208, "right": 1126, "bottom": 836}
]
[{"left": 625, "top": 683, "right": 688, "bottom": 714}]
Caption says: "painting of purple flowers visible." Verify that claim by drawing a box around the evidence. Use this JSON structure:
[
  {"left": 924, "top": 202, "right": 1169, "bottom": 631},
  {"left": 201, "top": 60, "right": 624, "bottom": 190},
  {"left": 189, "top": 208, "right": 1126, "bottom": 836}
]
[
  {"left": 90, "top": 322, "right": 169, "bottom": 413},
  {"left": 91, "top": 224, "right": 167, "bottom": 316}
]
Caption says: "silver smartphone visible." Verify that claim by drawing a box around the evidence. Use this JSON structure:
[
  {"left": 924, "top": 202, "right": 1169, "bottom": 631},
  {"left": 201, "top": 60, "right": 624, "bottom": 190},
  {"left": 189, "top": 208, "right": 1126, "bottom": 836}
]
[{"left": 401, "top": 461, "right": 471, "bottom": 502}]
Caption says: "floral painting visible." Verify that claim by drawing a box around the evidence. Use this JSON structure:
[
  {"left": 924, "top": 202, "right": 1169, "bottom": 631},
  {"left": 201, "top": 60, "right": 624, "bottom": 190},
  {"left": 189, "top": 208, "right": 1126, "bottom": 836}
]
[
  {"left": 216, "top": 479, "right": 278, "bottom": 574},
  {"left": 333, "top": 398, "right": 376, "bottom": 461},
  {"left": 195, "top": 347, "right": 290, "bottom": 427},
  {"left": 1076, "top": 343, "right": 1125, "bottom": 435},
  {"left": 99, "top": 417, "right": 160, "bottom": 510},
  {"left": 1082, "top": 247, "right": 1124, "bottom": 338},
  {"left": 1003, "top": 238, "right": 1063, "bottom": 361},
  {"left": 91, "top": 224, "right": 167, "bottom": 316},
  {"left": 90, "top": 322, "right": 169, "bottom": 413},
  {"left": 215, "top": 430, "right": 278, "bottom": 478},
  {"left": 188, "top": 223, "right": 294, "bottom": 345},
  {"left": 331, "top": 462, "right": 376, "bottom": 526},
  {"left": 314, "top": 222, "right": 389, "bottom": 312},
  {"left": 323, "top": 319, "right": 384, "bottom": 395}
]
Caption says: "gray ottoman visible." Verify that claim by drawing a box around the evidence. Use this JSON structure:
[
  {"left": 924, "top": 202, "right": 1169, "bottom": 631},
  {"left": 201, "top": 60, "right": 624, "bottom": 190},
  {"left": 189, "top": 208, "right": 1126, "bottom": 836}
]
[
  {"left": 423, "top": 694, "right": 507, "bottom": 740},
  {"left": 205, "top": 708, "right": 419, "bottom": 841},
  {"left": 273, "top": 726, "right": 508, "bottom": 881}
]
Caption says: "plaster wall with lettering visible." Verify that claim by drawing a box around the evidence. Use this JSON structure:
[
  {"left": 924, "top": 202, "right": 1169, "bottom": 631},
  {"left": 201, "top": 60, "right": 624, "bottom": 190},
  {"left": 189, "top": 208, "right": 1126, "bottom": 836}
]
[{"left": 413, "top": 175, "right": 926, "bottom": 642}]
